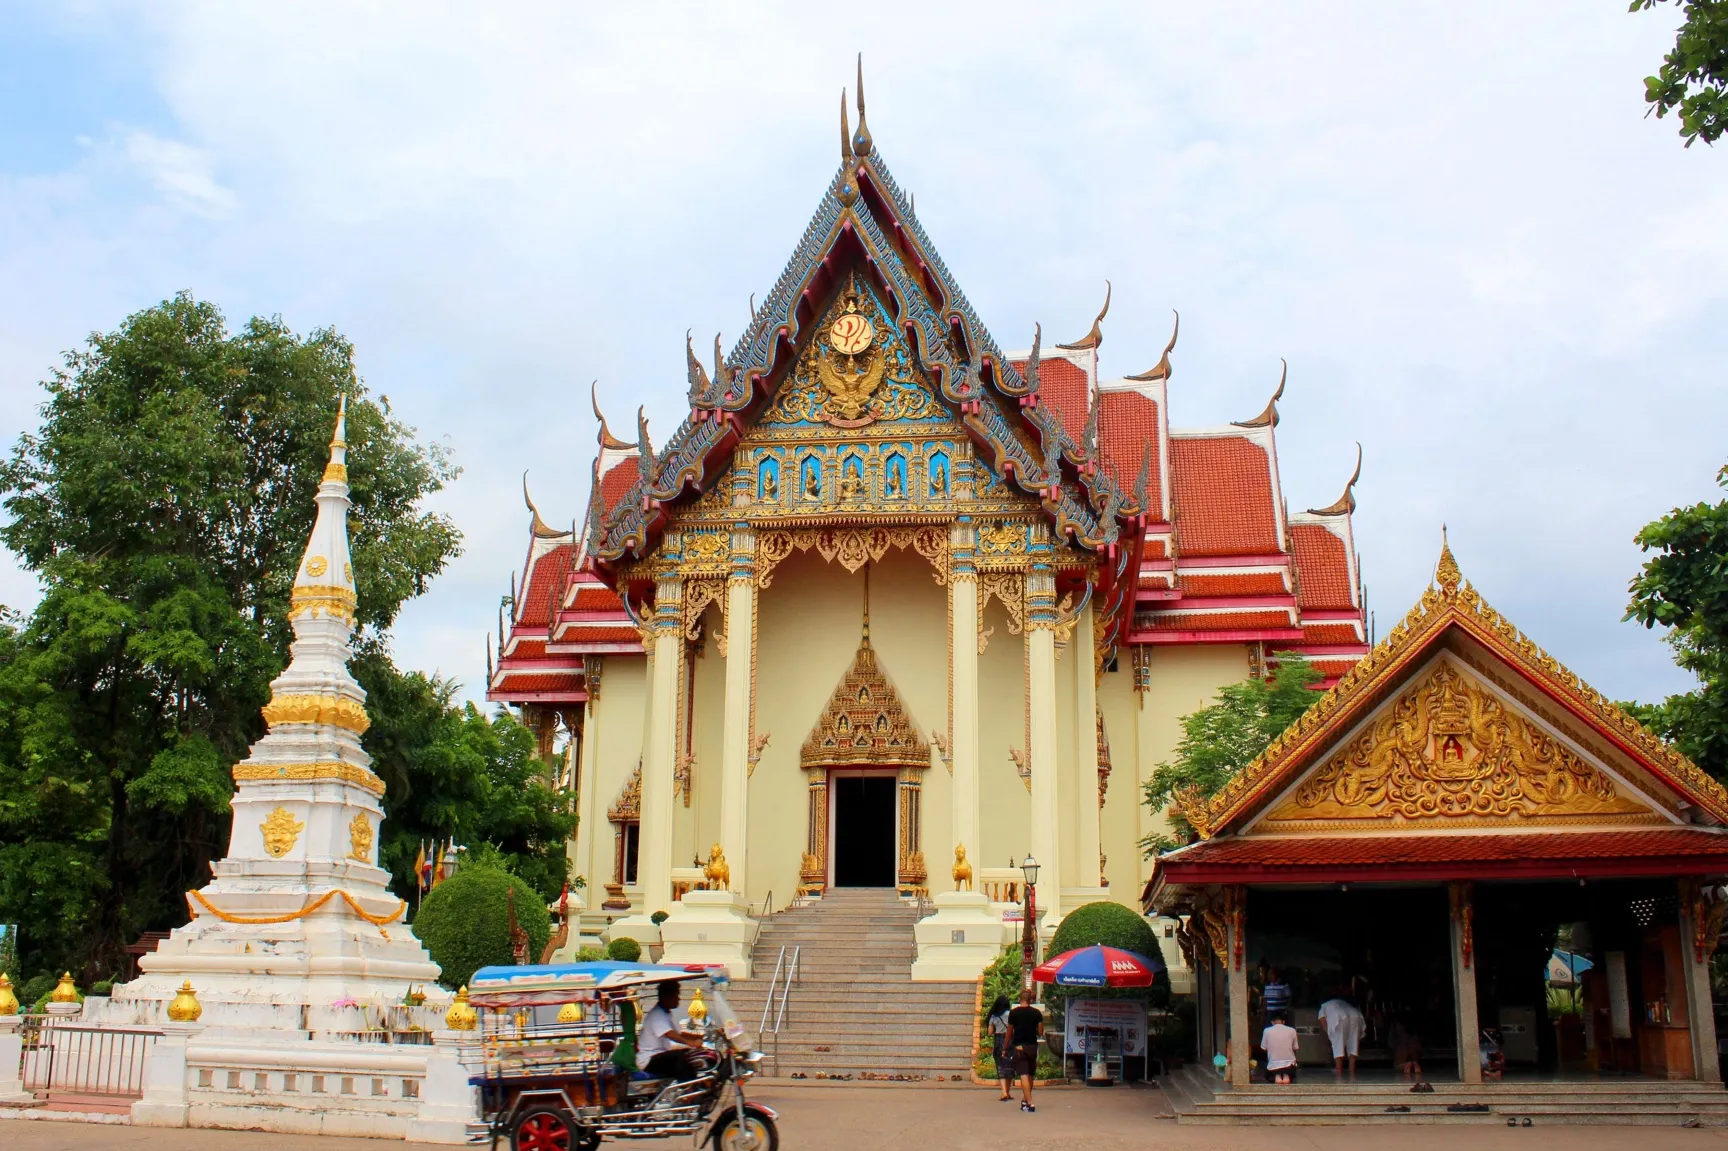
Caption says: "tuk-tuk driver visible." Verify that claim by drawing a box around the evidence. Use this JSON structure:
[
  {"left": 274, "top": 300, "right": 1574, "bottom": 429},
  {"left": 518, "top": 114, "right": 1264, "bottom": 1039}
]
[{"left": 637, "top": 981, "right": 704, "bottom": 1080}]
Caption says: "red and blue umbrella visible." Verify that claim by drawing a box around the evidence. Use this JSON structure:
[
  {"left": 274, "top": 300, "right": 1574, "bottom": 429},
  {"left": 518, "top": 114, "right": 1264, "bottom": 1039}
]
[{"left": 1032, "top": 945, "right": 1164, "bottom": 988}]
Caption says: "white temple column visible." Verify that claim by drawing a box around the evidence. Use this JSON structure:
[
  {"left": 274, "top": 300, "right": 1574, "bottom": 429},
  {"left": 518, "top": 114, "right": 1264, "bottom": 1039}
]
[
  {"left": 948, "top": 516, "right": 980, "bottom": 883},
  {"left": 719, "top": 523, "right": 756, "bottom": 895},
  {"left": 1226, "top": 890, "right": 1250, "bottom": 1087},
  {"left": 1026, "top": 539, "right": 1062, "bottom": 930},
  {"left": 1450, "top": 881, "right": 1483, "bottom": 1085},
  {"left": 1680, "top": 881, "right": 1722, "bottom": 1083},
  {"left": 1073, "top": 596, "right": 1103, "bottom": 891},
  {"left": 637, "top": 566, "right": 684, "bottom": 919}
]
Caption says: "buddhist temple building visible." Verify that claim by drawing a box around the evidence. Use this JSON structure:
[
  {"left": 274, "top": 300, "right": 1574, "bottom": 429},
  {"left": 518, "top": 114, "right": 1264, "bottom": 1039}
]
[
  {"left": 487, "top": 81, "right": 1368, "bottom": 945},
  {"left": 1146, "top": 538, "right": 1728, "bottom": 1085}
]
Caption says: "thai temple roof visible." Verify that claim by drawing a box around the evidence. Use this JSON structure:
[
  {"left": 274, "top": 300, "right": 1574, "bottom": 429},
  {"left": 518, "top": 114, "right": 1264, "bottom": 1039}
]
[{"left": 487, "top": 76, "right": 1369, "bottom": 705}]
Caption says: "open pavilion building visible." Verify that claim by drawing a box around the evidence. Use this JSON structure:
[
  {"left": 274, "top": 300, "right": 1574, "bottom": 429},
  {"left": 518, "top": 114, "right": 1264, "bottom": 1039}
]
[{"left": 1146, "top": 537, "right": 1728, "bottom": 1088}]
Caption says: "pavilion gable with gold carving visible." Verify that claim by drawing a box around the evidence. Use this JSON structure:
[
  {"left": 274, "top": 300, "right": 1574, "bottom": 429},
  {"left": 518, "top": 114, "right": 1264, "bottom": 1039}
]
[
  {"left": 487, "top": 81, "right": 1368, "bottom": 948},
  {"left": 1146, "top": 540, "right": 1728, "bottom": 1085}
]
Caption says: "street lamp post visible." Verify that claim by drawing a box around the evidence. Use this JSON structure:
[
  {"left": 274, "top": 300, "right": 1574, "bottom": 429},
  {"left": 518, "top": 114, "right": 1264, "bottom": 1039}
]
[{"left": 1020, "top": 854, "right": 1040, "bottom": 991}]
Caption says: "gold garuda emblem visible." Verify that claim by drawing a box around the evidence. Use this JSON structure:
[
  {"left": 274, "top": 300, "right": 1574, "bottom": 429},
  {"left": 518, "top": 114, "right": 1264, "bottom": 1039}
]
[{"left": 816, "top": 289, "right": 886, "bottom": 427}]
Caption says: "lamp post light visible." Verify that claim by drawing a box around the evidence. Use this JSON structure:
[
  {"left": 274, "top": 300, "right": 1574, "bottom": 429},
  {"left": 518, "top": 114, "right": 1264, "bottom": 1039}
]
[{"left": 1020, "top": 854, "right": 1040, "bottom": 991}]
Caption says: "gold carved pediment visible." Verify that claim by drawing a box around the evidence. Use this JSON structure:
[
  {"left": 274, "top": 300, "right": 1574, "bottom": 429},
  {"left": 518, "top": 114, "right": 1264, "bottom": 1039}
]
[
  {"left": 1261, "top": 659, "right": 1657, "bottom": 829},
  {"left": 800, "top": 634, "right": 928, "bottom": 771}
]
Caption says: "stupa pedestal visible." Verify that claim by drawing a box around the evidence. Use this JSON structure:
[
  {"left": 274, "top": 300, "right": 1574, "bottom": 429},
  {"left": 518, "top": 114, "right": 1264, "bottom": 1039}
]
[{"left": 90, "top": 403, "right": 441, "bottom": 1033}]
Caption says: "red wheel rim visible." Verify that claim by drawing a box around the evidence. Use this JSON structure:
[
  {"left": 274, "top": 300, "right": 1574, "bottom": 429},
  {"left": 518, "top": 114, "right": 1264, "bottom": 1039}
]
[{"left": 518, "top": 1114, "right": 571, "bottom": 1151}]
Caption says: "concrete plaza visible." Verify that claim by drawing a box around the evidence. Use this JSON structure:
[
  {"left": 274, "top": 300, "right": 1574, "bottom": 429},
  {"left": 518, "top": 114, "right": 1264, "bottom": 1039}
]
[{"left": 10, "top": 1084, "right": 1728, "bottom": 1150}]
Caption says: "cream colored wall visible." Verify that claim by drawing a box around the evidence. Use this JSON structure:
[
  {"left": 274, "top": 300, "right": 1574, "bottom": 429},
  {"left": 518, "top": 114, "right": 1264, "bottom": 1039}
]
[
  {"left": 746, "top": 548, "right": 948, "bottom": 908},
  {"left": 576, "top": 656, "right": 648, "bottom": 894},
  {"left": 976, "top": 595, "right": 1030, "bottom": 873},
  {"left": 1096, "top": 663, "right": 1140, "bottom": 900},
  {"left": 685, "top": 605, "right": 727, "bottom": 874}
]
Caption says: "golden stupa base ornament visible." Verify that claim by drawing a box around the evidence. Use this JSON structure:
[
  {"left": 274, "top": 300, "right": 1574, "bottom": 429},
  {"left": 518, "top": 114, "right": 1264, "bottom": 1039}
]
[
  {"left": 49, "top": 972, "right": 79, "bottom": 1003},
  {"left": 167, "top": 982, "right": 203, "bottom": 1023},
  {"left": 445, "top": 986, "right": 478, "bottom": 1031},
  {"left": 0, "top": 973, "right": 18, "bottom": 1016}
]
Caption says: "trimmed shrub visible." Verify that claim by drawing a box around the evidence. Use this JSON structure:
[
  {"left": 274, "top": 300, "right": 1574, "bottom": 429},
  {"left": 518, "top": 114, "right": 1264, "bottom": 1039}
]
[
  {"left": 1042, "top": 901, "right": 1170, "bottom": 1024},
  {"left": 575, "top": 946, "right": 608, "bottom": 962},
  {"left": 607, "top": 936, "right": 642, "bottom": 962},
  {"left": 412, "top": 866, "right": 551, "bottom": 989},
  {"left": 649, "top": 910, "right": 670, "bottom": 926},
  {"left": 19, "top": 974, "right": 56, "bottom": 1008}
]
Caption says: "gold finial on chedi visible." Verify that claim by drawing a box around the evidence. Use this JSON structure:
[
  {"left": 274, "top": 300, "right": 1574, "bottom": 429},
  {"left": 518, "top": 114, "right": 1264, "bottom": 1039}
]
[
  {"left": 49, "top": 972, "right": 79, "bottom": 1003},
  {"left": 167, "top": 981, "right": 203, "bottom": 1022},
  {"left": 1435, "top": 526, "right": 1462, "bottom": 596},
  {"left": 0, "top": 974, "right": 18, "bottom": 1016},
  {"left": 445, "top": 986, "right": 478, "bottom": 1031}
]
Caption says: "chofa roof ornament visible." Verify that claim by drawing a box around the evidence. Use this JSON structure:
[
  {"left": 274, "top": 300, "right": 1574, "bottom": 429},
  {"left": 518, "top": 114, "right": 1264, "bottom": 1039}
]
[
  {"left": 1233, "top": 359, "right": 1286, "bottom": 429},
  {"left": 1307, "top": 443, "right": 1363, "bottom": 517},
  {"left": 1057, "top": 280, "right": 1111, "bottom": 351},
  {"left": 1125, "top": 310, "right": 1180, "bottom": 382}
]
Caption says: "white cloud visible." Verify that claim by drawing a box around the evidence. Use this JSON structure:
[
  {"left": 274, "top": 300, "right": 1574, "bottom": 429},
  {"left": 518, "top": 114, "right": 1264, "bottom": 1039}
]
[{"left": 121, "top": 128, "right": 236, "bottom": 217}]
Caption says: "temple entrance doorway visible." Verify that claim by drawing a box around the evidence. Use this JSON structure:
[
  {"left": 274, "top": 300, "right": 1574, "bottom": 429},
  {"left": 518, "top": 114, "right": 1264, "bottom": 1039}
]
[{"left": 831, "top": 771, "right": 897, "bottom": 887}]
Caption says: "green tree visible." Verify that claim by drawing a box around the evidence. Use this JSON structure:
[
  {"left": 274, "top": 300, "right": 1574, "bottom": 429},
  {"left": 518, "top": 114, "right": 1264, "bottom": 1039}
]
[
  {"left": 1140, "top": 655, "right": 1321, "bottom": 853},
  {"left": 1625, "top": 463, "right": 1728, "bottom": 780},
  {"left": 0, "top": 293, "right": 460, "bottom": 980},
  {"left": 411, "top": 864, "right": 551, "bottom": 989},
  {"left": 355, "top": 646, "right": 577, "bottom": 903},
  {"left": 1633, "top": 0, "right": 1728, "bottom": 146}
]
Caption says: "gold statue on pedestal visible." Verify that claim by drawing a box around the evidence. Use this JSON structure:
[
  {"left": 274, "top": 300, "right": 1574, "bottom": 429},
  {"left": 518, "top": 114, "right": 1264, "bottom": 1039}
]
[
  {"left": 702, "top": 843, "right": 731, "bottom": 891},
  {"left": 951, "top": 844, "right": 973, "bottom": 890}
]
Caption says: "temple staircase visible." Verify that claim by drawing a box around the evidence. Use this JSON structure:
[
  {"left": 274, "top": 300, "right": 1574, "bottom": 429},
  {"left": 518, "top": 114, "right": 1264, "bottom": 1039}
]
[
  {"left": 725, "top": 889, "right": 977, "bottom": 1081},
  {"left": 1160, "top": 1065, "right": 1728, "bottom": 1125}
]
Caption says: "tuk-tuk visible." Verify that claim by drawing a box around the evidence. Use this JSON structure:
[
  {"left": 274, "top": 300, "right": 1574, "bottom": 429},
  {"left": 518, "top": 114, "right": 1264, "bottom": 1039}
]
[{"left": 466, "top": 960, "right": 778, "bottom": 1151}]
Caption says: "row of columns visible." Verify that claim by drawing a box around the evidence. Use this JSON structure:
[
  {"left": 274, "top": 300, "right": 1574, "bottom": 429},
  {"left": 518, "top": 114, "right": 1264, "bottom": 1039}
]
[{"left": 629, "top": 517, "right": 1094, "bottom": 929}]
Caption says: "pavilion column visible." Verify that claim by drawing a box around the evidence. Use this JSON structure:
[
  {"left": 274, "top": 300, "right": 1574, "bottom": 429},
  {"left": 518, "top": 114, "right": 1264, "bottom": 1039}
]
[
  {"left": 1449, "top": 882, "right": 1483, "bottom": 1084},
  {"left": 1225, "top": 887, "right": 1250, "bottom": 1087},
  {"left": 947, "top": 517, "right": 980, "bottom": 882},
  {"left": 1073, "top": 596, "right": 1102, "bottom": 890},
  {"left": 1025, "top": 541, "right": 1062, "bottom": 929},
  {"left": 718, "top": 522, "right": 756, "bottom": 896},
  {"left": 1679, "top": 880, "right": 1723, "bottom": 1083},
  {"left": 638, "top": 566, "right": 684, "bottom": 916}
]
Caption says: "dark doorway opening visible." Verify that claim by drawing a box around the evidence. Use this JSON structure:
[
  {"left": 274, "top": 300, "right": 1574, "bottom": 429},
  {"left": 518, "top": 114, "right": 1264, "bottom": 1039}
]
[{"left": 832, "top": 774, "right": 896, "bottom": 887}]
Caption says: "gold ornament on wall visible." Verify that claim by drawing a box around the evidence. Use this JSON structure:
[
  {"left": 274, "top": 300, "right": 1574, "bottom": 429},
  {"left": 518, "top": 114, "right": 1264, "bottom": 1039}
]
[
  {"left": 260, "top": 806, "right": 306, "bottom": 858},
  {"left": 304, "top": 555, "right": 329, "bottom": 578},
  {"left": 348, "top": 812, "right": 374, "bottom": 862}
]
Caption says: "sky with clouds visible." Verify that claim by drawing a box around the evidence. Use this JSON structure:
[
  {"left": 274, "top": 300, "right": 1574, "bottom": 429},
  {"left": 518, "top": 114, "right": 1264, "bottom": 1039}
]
[{"left": 1, "top": 1, "right": 1724, "bottom": 708}]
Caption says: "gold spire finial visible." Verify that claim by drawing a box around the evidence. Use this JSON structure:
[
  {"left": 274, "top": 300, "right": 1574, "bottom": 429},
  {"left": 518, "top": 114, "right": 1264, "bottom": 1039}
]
[
  {"left": 322, "top": 397, "right": 349, "bottom": 484},
  {"left": 841, "top": 88, "right": 853, "bottom": 163},
  {"left": 1436, "top": 526, "right": 1461, "bottom": 595},
  {"left": 861, "top": 563, "right": 871, "bottom": 642},
  {"left": 853, "top": 54, "right": 873, "bottom": 156},
  {"left": 1125, "top": 310, "right": 1180, "bottom": 382},
  {"left": 1057, "top": 280, "right": 1111, "bottom": 351}
]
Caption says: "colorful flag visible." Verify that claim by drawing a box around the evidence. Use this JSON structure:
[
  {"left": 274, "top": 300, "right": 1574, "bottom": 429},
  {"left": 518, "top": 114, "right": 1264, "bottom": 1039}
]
[{"left": 414, "top": 841, "right": 430, "bottom": 892}]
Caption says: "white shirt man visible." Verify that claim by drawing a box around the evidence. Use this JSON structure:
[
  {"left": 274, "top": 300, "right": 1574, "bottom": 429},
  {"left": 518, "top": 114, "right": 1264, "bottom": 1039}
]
[
  {"left": 1260, "top": 1016, "right": 1300, "bottom": 1084},
  {"left": 1317, "top": 997, "right": 1366, "bottom": 1077}
]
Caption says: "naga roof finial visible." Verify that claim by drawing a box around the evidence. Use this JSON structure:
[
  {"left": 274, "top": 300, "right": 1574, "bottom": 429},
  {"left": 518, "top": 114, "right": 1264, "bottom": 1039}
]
[
  {"left": 523, "top": 472, "right": 563, "bottom": 539},
  {"left": 1233, "top": 359, "right": 1286, "bottom": 428},
  {"left": 591, "top": 381, "right": 636, "bottom": 451},
  {"left": 1306, "top": 442, "right": 1362, "bottom": 516},
  {"left": 712, "top": 333, "right": 728, "bottom": 404},
  {"left": 1057, "top": 280, "right": 1111, "bottom": 351},
  {"left": 1436, "top": 525, "right": 1461, "bottom": 595},
  {"left": 836, "top": 88, "right": 858, "bottom": 203},
  {"left": 1023, "top": 322, "right": 1042, "bottom": 395},
  {"left": 686, "top": 330, "right": 711, "bottom": 407},
  {"left": 1125, "top": 309, "right": 1179, "bottom": 382},
  {"left": 853, "top": 54, "right": 873, "bottom": 157}
]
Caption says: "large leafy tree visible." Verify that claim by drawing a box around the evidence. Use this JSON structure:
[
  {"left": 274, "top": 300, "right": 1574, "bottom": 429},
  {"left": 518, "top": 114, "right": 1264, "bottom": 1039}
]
[
  {"left": 1140, "top": 655, "right": 1321, "bottom": 853},
  {"left": 1625, "top": 463, "right": 1728, "bottom": 781},
  {"left": 0, "top": 293, "right": 462, "bottom": 979},
  {"left": 1633, "top": 0, "right": 1728, "bottom": 146}
]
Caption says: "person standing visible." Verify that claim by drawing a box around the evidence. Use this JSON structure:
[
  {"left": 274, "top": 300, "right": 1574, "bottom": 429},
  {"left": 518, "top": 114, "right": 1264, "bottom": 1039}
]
[
  {"left": 1262, "top": 967, "right": 1291, "bottom": 1026},
  {"left": 1317, "top": 993, "right": 1366, "bottom": 1079},
  {"left": 1261, "top": 1011, "right": 1300, "bottom": 1084},
  {"left": 1007, "top": 989, "right": 1044, "bottom": 1113},
  {"left": 986, "top": 994, "right": 1014, "bottom": 1101}
]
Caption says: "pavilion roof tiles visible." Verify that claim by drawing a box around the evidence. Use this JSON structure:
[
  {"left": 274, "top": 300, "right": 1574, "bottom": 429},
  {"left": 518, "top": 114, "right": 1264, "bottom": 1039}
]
[
  {"left": 1290, "top": 522, "right": 1357, "bottom": 612},
  {"left": 1168, "top": 435, "right": 1280, "bottom": 557}
]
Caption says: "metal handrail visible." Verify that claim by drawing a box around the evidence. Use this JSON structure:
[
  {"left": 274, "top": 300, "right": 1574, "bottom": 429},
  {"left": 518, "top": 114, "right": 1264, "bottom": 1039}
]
[
  {"left": 758, "top": 946, "right": 788, "bottom": 1035},
  {"left": 754, "top": 890, "right": 774, "bottom": 919},
  {"left": 772, "top": 946, "right": 799, "bottom": 1034}
]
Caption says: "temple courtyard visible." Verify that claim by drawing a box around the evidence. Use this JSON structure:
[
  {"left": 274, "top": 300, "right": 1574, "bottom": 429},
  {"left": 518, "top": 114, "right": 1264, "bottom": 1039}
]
[{"left": 11, "top": 1084, "right": 1728, "bottom": 1149}]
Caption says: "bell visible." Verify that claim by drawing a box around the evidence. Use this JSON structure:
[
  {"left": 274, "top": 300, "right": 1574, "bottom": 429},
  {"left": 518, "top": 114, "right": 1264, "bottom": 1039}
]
[
  {"left": 49, "top": 972, "right": 79, "bottom": 1004},
  {"left": 0, "top": 974, "right": 18, "bottom": 1016},
  {"left": 167, "top": 982, "right": 203, "bottom": 1023}
]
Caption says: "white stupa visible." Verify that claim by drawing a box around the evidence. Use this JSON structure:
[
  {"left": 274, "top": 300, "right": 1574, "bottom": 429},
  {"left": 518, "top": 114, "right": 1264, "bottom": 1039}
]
[{"left": 97, "top": 401, "right": 442, "bottom": 1030}]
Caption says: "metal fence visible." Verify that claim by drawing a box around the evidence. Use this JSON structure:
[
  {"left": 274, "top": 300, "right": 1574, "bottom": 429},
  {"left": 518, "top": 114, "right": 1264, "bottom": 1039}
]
[{"left": 19, "top": 1016, "right": 162, "bottom": 1099}]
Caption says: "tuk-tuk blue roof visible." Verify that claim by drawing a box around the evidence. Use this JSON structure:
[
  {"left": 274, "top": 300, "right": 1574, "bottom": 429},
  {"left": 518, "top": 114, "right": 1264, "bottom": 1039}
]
[{"left": 467, "top": 961, "right": 705, "bottom": 1004}]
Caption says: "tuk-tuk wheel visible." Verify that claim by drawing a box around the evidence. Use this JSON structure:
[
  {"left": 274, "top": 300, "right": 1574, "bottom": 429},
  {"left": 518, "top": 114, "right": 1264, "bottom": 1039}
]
[
  {"left": 712, "top": 1111, "right": 779, "bottom": 1151},
  {"left": 511, "top": 1105, "right": 578, "bottom": 1151}
]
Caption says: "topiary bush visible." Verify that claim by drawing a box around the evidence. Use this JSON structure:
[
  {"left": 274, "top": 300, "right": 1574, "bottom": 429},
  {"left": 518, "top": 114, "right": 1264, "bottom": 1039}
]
[
  {"left": 19, "top": 974, "right": 56, "bottom": 1009},
  {"left": 607, "top": 936, "right": 642, "bottom": 962},
  {"left": 650, "top": 910, "right": 669, "bottom": 926},
  {"left": 575, "top": 946, "right": 608, "bottom": 962},
  {"left": 1042, "top": 901, "right": 1170, "bottom": 1026},
  {"left": 412, "top": 866, "right": 551, "bottom": 989}
]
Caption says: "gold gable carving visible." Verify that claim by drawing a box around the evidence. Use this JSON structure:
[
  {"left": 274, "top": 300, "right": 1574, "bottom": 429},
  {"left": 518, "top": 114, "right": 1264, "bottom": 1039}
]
[
  {"left": 801, "top": 635, "right": 929, "bottom": 770},
  {"left": 1263, "top": 660, "right": 1654, "bottom": 827},
  {"left": 608, "top": 763, "right": 642, "bottom": 823}
]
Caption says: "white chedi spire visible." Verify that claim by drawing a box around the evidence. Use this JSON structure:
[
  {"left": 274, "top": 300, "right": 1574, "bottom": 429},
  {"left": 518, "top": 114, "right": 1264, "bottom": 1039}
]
[{"left": 109, "top": 399, "right": 443, "bottom": 1023}]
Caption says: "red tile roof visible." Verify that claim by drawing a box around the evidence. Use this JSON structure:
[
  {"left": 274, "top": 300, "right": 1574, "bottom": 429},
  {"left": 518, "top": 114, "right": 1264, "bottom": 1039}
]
[
  {"left": 1297, "top": 623, "right": 1364, "bottom": 645},
  {"left": 599, "top": 457, "right": 640, "bottom": 514},
  {"left": 1291, "top": 523, "right": 1355, "bottom": 611},
  {"left": 518, "top": 544, "right": 573, "bottom": 627},
  {"left": 1011, "top": 356, "right": 1089, "bottom": 445},
  {"left": 1142, "top": 609, "right": 1294, "bottom": 631},
  {"left": 1154, "top": 828, "right": 1728, "bottom": 885},
  {"left": 1099, "top": 390, "right": 1161, "bottom": 512},
  {"left": 1169, "top": 436, "right": 1279, "bottom": 556},
  {"left": 570, "top": 584, "right": 624, "bottom": 612},
  {"left": 557, "top": 625, "right": 641, "bottom": 644},
  {"left": 492, "top": 672, "right": 585, "bottom": 694},
  {"left": 1178, "top": 572, "right": 1288, "bottom": 597}
]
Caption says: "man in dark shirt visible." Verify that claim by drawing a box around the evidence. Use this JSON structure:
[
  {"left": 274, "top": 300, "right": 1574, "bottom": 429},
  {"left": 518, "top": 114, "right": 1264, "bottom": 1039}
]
[{"left": 1007, "top": 989, "right": 1044, "bottom": 1113}]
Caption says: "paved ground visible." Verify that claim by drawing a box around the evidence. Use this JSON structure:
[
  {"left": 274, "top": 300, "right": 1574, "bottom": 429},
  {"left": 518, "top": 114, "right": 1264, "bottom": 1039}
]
[{"left": 11, "top": 1084, "right": 1728, "bottom": 1149}]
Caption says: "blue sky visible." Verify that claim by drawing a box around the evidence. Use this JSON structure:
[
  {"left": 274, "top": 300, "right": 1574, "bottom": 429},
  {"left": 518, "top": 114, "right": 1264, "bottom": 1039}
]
[{"left": 0, "top": 2, "right": 1724, "bottom": 708}]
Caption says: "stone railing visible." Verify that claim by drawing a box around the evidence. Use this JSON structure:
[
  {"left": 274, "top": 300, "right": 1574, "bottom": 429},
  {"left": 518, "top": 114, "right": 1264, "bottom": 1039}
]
[{"left": 977, "top": 868, "right": 1024, "bottom": 906}]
